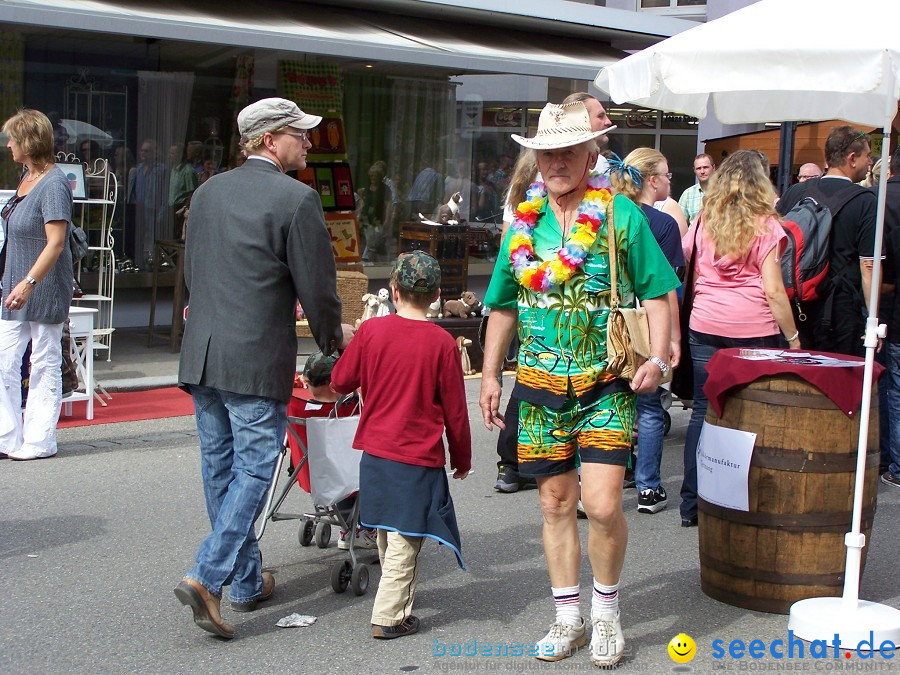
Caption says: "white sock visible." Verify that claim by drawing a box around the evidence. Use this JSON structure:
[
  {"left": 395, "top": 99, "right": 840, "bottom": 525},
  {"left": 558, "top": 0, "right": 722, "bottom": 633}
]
[
  {"left": 551, "top": 585, "right": 581, "bottom": 627},
  {"left": 591, "top": 579, "right": 619, "bottom": 618}
]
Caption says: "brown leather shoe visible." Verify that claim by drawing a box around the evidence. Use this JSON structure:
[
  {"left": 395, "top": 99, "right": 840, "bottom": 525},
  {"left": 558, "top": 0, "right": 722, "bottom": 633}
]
[
  {"left": 230, "top": 571, "right": 275, "bottom": 612},
  {"left": 174, "top": 578, "right": 235, "bottom": 639}
]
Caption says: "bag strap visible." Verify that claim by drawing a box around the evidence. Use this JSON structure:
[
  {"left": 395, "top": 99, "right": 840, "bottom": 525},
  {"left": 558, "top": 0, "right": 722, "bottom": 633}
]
[
  {"left": 607, "top": 197, "right": 618, "bottom": 309},
  {"left": 329, "top": 392, "right": 362, "bottom": 419},
  {"left": 681, "top": 216, "right": 702, "bottom": 311}
]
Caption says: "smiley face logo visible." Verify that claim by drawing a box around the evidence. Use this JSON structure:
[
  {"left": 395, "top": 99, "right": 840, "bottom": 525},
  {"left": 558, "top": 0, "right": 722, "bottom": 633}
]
[{"left": 667, "top": 633, "right": 696, "bottom": 663}]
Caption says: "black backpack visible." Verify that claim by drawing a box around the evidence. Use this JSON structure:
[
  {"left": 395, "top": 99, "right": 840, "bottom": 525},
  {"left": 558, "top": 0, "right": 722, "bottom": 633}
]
[{"left": 779, "top": 179, "right": 864, "bottom": 318}]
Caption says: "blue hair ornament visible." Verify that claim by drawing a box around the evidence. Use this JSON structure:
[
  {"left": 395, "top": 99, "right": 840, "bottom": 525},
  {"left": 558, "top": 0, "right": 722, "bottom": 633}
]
[{"left": 607, "top": 153, "right": 643, "bottom": 189}]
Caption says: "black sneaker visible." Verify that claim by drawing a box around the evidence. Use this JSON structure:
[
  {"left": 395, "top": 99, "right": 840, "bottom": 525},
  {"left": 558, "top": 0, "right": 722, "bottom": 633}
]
[
  {"left": 372, "top": 615, "right": 420, "bottom": 639},
  {"left": 637, "top": 487, "right": 667, "bottom": 514},
  {"left": 681, "top": 514, "right": 698, "bottom": 527},
  {"left": 881, "top": 472, "right": 900, "bottom": 489},
  {"left": 495, "top": 465, "right": 521, "bottom": 493}
]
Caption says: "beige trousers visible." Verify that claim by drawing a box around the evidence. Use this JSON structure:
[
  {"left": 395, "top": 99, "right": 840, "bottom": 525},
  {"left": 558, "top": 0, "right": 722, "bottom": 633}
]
[{"left": 371, "top": 529, "right": 424, "bottom": 625}]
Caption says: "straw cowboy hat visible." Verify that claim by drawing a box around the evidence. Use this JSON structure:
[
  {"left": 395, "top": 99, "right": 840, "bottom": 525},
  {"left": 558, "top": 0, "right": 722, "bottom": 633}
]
[{"left": 511, "top": 101, "right": 613, "bottom": 150}]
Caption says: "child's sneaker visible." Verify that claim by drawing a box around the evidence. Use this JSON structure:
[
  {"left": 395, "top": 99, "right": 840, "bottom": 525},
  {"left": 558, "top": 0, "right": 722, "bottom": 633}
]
[
  {"left": 372, "top": 615, "right": 419, "bottom": 639},
  {"left": 590, "top": 612, "right": 625, "bottom": 668},
  {"left": 338, "top": 528, "right": 378, "bottom": 550},
  {"left": 534, "top": 619, "right": 587, "bottom": 661},
  {"left": 357, "top": 528, "right": 378, "bottom": 549}
]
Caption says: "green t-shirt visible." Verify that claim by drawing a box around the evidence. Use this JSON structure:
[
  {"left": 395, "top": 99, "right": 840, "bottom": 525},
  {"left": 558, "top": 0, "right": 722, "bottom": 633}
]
[{"left": 484, "top": 193, "right": 678, "bottom": 408}]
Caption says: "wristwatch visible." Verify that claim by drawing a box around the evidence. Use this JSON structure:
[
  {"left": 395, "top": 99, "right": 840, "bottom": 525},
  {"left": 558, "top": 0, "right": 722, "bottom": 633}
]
[{"left": 649, "top": 356, "right": 670, "bottom": 376}]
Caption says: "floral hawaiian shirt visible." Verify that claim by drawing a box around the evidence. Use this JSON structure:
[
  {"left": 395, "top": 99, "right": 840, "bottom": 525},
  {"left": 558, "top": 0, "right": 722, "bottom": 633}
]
[{"left": 485, "top": 192, "right": 679, "bottom": 409}]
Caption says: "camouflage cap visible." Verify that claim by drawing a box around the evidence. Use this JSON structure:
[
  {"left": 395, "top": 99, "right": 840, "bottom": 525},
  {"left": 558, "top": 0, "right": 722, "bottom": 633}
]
[
  {"left": 302, "top": 351, "right": 338, "bottom": 387},
  {"left": 393, "top": 251, "right": 441, "bottom": 293}
]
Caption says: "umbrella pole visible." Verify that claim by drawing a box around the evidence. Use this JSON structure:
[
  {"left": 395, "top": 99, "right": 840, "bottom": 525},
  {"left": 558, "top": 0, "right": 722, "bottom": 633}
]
[{"left": 789, "top": 68, "right": 900, "bottom": 650}]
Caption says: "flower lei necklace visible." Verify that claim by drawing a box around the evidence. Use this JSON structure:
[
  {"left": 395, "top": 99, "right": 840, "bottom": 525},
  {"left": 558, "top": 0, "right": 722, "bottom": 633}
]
[{"left": 508, "top": 172, "right": 613, "bottom": 293}]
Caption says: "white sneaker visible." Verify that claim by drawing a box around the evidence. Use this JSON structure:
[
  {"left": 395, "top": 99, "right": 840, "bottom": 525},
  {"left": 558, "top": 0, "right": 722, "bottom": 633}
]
[
  {"left": 590, "top": 611, "right": 625, "bottom": 668},
  {"left": 356, "top": 528, "right": 378, "bottom": 550},
  {"left": 338, "top": 527, "right": 378, "bottom": 551},
  {"left": 534, "top": 619, "right": 587, "bottom": 661}
]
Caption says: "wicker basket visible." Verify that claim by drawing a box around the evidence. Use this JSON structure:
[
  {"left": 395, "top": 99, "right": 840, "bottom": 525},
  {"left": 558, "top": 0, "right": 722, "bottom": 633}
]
[{"left": 296, "top": 269, "right": 369, "bottom": 338}]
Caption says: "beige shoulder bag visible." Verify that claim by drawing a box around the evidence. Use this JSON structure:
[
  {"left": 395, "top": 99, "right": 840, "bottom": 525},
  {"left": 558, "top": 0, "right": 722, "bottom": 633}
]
[{"left": 605, "top": 200, "right": 670, "bottom": 383}]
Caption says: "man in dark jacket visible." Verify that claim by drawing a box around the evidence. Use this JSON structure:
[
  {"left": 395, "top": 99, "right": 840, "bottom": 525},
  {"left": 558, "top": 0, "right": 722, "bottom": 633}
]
[
  {"left": 777, "top": 126, "right": 876, "bottom": 356},
  {"left": 174, "top": 98, "right": 352, "bottom": 639},
  {"left": 879, "top": 146, "right": 900, "bottom": 489}
]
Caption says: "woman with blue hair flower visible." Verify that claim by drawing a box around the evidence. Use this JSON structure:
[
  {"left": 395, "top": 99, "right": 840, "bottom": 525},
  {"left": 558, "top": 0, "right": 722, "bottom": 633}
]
[{"left": 609, "top": 148, "right": 685, "bottom": 517}]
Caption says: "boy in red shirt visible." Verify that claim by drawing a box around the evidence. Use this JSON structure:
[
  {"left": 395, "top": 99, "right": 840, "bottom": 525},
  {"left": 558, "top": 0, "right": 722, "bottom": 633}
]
[{"left": 331, "top": 251, "right": 471, "bottom": 640}]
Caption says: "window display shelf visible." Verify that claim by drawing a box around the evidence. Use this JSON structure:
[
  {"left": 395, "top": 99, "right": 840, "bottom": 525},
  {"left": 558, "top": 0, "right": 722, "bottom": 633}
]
[{"left": 60, "top": 152, "right": 118, "bottom": 361}]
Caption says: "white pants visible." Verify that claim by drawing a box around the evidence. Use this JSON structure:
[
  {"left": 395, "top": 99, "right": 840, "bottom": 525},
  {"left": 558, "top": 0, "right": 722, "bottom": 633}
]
[{"left": 0, "top": 319, "right": 64, "bottom": 459}]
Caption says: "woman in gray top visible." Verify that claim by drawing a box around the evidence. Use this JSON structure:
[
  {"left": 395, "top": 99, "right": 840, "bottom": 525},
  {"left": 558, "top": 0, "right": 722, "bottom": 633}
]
[{"left": 0, "top": 108, "right": 74, "bottom": 461}]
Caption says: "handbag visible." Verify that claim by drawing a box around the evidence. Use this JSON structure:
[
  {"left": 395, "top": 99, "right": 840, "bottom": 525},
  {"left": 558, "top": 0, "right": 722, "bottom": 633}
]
[
  {"left": 670, "top": 220, "right": 700, "bottom": 400},
  {"left": 605, "top": 202, "right": 671, "bottom": 383},
  {"left": 70, "top": 226, "right": 89, "bottom": 261},
  {"left": 304, "top": 395, "right": 363, "bottom": 506}
]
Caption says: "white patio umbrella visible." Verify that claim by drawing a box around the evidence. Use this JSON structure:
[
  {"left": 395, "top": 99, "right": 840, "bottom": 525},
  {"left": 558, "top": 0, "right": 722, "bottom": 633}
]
[
  {"left": 60, "top": 119, "right": 114, "bottom": 147},
  {"left": 596, "top": 0, "right": 900, "bottom": 649}
]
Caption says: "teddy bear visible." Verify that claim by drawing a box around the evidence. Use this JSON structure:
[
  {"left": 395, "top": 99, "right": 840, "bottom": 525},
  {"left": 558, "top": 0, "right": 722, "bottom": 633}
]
[
  {"left": 443, "top": 291, "right": 479, "bottom": 318},
  {"left": 457, "top": 336, "right": 475, "bottom": 375},
  {"left": 356, "top": 292, "right": 380, "bottom": 328},
  {"left": 426, "top": 297, "right": 442, "bottom": 318},
  {"left": 375, "top": 288, "right": 392, "bottom": 317}
]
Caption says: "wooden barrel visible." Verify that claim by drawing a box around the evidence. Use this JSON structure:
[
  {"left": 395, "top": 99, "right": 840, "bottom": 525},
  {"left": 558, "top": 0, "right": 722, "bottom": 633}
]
[{"left": 698, "top": 374, "right": 879, "bottom": 614}]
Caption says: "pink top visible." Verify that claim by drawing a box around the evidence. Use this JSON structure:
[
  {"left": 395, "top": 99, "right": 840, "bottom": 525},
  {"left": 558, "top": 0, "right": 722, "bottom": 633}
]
[{"left": 684, "top": 215, "right": 786, "bottom": 339}]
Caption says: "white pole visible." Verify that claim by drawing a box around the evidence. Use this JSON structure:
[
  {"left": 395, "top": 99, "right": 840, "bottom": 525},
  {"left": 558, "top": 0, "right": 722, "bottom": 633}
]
[
  {"left": 790, "top": 60, "right": 900, "bottom": 648},
  {"left": 841, "top": 100, "right": 893, "bottom": 608}
]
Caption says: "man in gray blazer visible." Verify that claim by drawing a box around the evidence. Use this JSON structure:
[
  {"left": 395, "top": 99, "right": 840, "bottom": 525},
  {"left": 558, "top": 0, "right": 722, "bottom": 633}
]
[{"left": 174, "top": 98, "right": 352, "bottom": 639}]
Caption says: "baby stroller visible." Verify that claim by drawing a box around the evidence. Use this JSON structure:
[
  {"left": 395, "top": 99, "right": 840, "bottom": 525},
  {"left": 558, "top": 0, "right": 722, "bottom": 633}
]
[{"left": 257, "top": 389, "right": 375, "bottom": 596}]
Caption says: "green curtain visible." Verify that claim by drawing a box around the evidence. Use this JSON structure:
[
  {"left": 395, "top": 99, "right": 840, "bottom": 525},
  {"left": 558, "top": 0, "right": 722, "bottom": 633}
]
[
  {"left": 226, "top": 53, "right": 254, "bottom": 169},
  {"left": 343, "top": 72, "right": 390, "bottom": 193},
  {"left": 0, "top": 31, "right": 24, "bottom": 188},
  {"left": 387, "top": 77, "right": 455, "bottom": 218}
]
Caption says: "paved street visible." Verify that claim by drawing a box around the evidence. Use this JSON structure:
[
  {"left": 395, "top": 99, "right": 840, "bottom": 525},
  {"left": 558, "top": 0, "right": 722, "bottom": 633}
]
[{"left": 2, "top": 380, "right": 898, "bottom": 674}]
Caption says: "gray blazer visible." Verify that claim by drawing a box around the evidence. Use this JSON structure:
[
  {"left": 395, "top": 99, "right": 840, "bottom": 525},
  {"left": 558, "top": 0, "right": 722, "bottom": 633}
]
[{"left": 178, "top": 158, "right": 342, "bottom": 403}]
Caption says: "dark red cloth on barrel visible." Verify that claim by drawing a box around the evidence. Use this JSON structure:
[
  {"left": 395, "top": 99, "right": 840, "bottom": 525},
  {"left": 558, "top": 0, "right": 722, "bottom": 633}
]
[{"left": 703, "top": 348, "right": 883, "bottom": 419}]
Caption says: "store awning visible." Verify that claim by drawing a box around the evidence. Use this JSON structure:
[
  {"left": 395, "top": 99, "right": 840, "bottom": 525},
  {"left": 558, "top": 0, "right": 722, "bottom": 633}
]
[{"left": 0, "top": 0, "right": 641, "bottom": 80}]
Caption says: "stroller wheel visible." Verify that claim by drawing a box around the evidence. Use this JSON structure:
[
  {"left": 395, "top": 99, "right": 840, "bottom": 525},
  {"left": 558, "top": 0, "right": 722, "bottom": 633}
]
[
  {"left": 331, "top": 560, "right": 352, "bottom": 593},
  {"left": 664, "top": 410, "right": 672, "bottom": 435},
  {"left": 351, "top": 563, "right": 370, "bottom": 596},
  {"left": 315, "top": 522, "right": 332, "bottom": 548},
  {"left": 298, "top": 519, "right": 315, "bottom": 547}
]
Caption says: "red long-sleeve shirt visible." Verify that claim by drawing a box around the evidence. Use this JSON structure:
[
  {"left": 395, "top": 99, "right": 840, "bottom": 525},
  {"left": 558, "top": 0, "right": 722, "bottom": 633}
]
[{"left": 330, "top": 314, "right": 471, "bottom": 474}]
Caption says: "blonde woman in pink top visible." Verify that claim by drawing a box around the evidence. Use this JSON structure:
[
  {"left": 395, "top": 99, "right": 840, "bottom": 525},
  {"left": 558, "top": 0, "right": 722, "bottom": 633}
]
[{"left": 679, "top": 150, "right": 800, "bottom": 526}]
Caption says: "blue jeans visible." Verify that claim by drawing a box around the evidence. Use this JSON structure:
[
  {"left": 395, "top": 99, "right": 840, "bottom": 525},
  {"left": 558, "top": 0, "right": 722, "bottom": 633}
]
[
  {"left": 635, "top": 387, "right": 665, "bottom": 492},
  {"left": 885, "top": 343, "right": 900, "bottom": 475},
  {"left": 186, "top": 385, "right": 286, "bottom": 602},
  {"left": 680, "top": 330, "right": 782, "bottom": 519}
]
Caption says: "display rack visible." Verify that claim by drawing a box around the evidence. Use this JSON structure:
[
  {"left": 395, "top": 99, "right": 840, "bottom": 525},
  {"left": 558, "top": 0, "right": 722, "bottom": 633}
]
[
  {"left": 61, "top": 152, "right": 118, "bottom": 360},
  {"left": 398, "top": 222, "right": 469, "bottom": 299}
]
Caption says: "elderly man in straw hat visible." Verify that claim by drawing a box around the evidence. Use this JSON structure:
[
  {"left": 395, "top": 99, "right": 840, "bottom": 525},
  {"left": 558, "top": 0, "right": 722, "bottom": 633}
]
[
  {"left": 174, "top": 98, "right": 354, "bottom": 640},
  {"left": 480, "top": 101, "right": 678, "bottom": 667}
]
